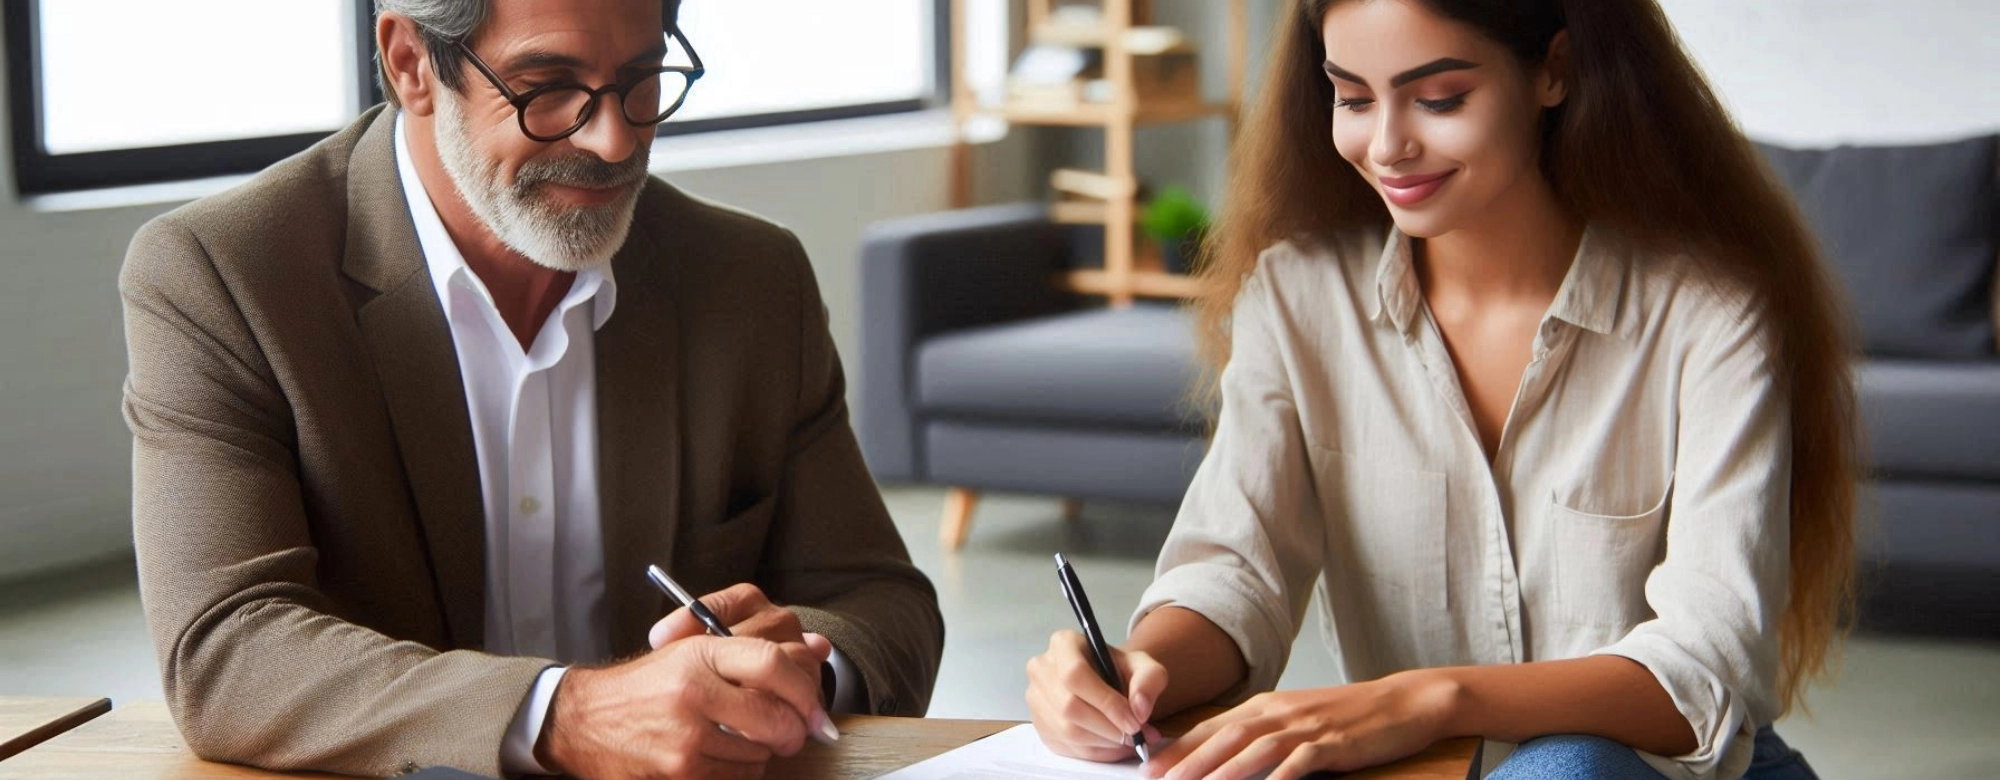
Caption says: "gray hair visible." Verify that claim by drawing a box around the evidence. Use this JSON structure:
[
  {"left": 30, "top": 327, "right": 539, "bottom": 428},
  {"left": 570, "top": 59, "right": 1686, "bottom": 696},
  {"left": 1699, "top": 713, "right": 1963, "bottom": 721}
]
[{"left": 373, "top": 0, "right": 683, "bottom": 106}]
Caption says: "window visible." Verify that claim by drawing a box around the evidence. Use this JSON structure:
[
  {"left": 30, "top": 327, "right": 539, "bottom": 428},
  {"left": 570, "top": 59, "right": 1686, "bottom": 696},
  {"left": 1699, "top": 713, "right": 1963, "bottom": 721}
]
[
  {"left": 666, "top": 0, "right": 941, "bottom": 133},
  {"left": 6, "top": 0, "right": 376, "bottom": 193},
  {"left": 7, "top": 0, "right": 948, "bottom": 194}
]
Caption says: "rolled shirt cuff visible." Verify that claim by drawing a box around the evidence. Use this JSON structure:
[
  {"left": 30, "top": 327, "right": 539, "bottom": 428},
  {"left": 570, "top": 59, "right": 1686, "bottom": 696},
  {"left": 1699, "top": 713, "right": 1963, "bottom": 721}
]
[
  {"left": 827, "top": 645, "right": 863, "bottom": 713},
  {"left": 1130, "top": 561, "right": 1296, "bottom": 706},
  {"left": 500, "top": 665, "right": 568, "bottom": 776},
  {"left": 1591, "top": 633, "right": 1757, "bottom": 780}
]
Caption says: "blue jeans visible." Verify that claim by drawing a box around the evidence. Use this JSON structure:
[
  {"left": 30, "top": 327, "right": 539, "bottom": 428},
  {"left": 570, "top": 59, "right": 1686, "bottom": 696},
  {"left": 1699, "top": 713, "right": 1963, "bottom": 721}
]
[{"left": 1486, "top": 726, "right": 1817, "bottom": 780}]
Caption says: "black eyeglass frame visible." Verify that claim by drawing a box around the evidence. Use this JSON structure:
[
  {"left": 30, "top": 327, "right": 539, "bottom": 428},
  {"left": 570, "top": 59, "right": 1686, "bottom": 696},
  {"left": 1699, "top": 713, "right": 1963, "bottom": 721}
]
[{"left": 454, "top": 26, "right": 706, "bottom": 143}]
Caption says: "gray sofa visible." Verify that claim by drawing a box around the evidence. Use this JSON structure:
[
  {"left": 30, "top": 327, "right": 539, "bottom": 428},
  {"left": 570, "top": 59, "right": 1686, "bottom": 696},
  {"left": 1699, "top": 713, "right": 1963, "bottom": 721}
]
[
  {"left": 1758, "top": 134, "right": 2000, "bottom": 636},
  {"left": 857, "top": 204, "right": 1207, "bottom": 548},
  {"left": 859, "top": 136, "right": 1998, "bottom": 636}
]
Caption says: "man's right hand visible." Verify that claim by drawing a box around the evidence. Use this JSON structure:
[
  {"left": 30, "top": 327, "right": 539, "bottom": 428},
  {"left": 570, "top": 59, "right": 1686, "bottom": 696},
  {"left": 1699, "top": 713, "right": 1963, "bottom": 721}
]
[
  {"left": 647, "top": 583, "right": 833, "bottom": 682},
  {"left": 1025, "top": 629, "right": 1169, "bottom": 762},
  {"left": 538, "top": 634, "right": 831, "bottom": 780}
]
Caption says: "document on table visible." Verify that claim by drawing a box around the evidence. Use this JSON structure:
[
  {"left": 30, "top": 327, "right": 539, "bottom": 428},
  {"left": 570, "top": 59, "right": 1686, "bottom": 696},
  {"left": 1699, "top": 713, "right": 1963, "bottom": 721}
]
[
  {"left": 876, "top": 724, "right": 1146, "bottom": 779},
  {"left": 877, "top": 724, "right": 1272, "bottom": 780}
]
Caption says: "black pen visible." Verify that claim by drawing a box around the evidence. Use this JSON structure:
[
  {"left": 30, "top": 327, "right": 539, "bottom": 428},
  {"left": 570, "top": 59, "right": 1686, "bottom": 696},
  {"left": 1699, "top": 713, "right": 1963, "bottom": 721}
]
[
  {"left": 647, "top": 564, "right": 732, "bottom": 637},
  {"left": 1054, "top": 552, "right": 1151, "bottom": 763}
]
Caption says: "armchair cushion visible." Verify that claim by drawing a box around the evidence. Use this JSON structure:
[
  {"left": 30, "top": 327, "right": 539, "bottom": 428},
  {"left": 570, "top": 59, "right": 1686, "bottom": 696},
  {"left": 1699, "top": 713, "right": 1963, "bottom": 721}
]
[
  {"left": 1859, "top": 359, "right": 2000, "bottom": 481},
  {"left": 915, "top": 305, "right": 1201, "bottom": 431}
]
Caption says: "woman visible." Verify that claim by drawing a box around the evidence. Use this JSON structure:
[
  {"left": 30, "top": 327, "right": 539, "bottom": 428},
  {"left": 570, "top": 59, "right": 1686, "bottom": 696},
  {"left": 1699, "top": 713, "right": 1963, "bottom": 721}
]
[{"left": 1023, "top": 1, "right": 1857, "bottom": 779}]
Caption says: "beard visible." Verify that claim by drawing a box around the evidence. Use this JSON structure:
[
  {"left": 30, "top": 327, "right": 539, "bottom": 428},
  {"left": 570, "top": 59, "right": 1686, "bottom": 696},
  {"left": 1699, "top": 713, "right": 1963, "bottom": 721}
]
[{"left": 432, "top": 87, "right": 650, "bottom": 273}]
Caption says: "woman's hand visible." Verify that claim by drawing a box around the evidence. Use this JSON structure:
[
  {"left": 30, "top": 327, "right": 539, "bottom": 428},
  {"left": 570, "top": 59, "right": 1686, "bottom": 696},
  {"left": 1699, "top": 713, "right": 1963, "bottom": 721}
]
[
  {"left": 1025, "top": 630, "right": 1170, "bottom": 762},
  {"left": 1143, "top": 671, "right": 1461, "bottom": 780}
]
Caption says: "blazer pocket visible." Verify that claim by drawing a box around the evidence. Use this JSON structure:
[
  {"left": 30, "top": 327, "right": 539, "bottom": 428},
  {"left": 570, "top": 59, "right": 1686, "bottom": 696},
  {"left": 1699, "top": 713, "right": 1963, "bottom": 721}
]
[
  {"left": 1314, "top": 448, "right": 1448, "bottom": 611},
  {"left": 1550, "top": 485, "right": 1670, "bottom": 628},
  {"left": 718, "top": 493, "right": 778, "bottom": 528},
  {"left": 694, "top": 494, "right": 778, "bottom": 567}
]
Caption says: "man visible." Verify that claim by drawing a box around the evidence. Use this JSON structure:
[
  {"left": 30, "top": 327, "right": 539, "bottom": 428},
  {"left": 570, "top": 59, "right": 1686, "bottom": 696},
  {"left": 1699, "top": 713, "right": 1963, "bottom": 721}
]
[{"left": 120, "top": 0, "right": 943, "bottom": 777}]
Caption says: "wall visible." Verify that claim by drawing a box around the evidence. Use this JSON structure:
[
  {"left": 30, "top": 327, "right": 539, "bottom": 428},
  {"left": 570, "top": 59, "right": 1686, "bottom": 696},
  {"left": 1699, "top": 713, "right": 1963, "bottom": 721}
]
[
  {"left": 0, "top": 189, "right": 153, "bottom": 583},
  {"left": 1656, "top": 0, "right": 2000, "bottom": 146}
]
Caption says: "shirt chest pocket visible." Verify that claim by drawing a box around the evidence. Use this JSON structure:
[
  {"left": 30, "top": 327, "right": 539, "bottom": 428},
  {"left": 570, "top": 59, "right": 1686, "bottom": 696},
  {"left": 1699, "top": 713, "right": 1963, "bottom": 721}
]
[
  {"left": 1313, "top": 448, "right": 1448, "bottom": 611},
  {"left": 1549, "top": 481, "right": 1671, "bottom": 628}
]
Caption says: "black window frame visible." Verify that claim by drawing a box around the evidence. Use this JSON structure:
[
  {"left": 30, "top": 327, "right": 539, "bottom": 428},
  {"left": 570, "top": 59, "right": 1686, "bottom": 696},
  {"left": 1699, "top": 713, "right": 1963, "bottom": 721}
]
[{"left": 8, "top": 0, "right": 952, "bottom": 195}]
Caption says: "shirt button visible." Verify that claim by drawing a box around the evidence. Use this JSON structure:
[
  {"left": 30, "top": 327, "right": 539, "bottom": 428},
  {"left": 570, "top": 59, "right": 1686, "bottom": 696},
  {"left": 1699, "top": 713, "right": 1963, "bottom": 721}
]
[{"left": 519, "top": 496, "right": 542, "bottom": 515}]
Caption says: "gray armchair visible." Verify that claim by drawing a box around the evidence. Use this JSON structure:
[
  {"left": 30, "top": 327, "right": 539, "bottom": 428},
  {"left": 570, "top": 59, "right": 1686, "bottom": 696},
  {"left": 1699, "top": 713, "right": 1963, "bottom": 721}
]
[{"left": 858, "top": 203, "right": 1206, "bottom": 549}]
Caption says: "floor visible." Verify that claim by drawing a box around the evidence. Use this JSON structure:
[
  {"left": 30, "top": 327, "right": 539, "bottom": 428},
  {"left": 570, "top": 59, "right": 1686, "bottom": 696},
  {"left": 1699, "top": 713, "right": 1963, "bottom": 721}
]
[{"left": 3, "top": 486, "right": 1996, "bottom": 778}]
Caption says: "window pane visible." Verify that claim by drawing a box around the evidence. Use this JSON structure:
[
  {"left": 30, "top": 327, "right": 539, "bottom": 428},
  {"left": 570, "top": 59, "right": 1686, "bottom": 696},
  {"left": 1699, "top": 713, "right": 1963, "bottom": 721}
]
[
  {"left": 671, "top": 0, "right": 933, "bottom": 122},
  {"left": 36, "top": 0, "right": 354, "bottom": 155},
  {"left": 963, "top": 0, "right": 1010, "bottom": 105}
]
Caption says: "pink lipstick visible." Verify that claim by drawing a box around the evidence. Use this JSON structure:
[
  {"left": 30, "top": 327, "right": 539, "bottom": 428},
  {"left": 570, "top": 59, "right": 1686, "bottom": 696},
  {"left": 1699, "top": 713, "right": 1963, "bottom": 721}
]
[{"left": 1377, "top": 170, "right": 1456, "bottom": 207}]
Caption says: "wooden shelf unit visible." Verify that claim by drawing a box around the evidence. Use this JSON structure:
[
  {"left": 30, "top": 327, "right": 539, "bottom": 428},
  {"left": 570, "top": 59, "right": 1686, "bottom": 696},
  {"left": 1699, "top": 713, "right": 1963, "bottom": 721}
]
[{"left": 948, "top": 0, "right": 1248, "bottom": 306}]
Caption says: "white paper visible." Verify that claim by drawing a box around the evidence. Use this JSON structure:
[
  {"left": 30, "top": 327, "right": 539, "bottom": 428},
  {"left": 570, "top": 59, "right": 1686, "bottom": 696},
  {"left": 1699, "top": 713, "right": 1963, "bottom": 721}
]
[{"left": 875, "top": 724, "right": 1144, "bottom": 779}]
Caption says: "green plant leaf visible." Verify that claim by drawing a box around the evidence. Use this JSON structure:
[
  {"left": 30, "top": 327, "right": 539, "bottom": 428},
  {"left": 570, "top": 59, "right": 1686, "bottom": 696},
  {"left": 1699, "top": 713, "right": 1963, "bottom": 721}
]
[{"left": 1139, "top": 185, "right": 1211, "bottom": 243}]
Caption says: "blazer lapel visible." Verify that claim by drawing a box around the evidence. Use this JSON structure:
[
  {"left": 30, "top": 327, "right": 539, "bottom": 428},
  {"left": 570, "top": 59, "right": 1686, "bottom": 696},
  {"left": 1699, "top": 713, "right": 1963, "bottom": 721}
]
[
  {"left": 343, "top": 107, "right": 488, "bottom": 650},
  {"left": 595, "top": 208, "right": 683, "bottom": 658}
]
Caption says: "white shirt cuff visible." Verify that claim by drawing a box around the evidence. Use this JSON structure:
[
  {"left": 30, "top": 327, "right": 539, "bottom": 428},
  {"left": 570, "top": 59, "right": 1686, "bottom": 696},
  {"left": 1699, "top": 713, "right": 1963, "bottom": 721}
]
[
  {"left": 826, "top": 646, "right": 863, "bottom": 713},
  {"left": 501, "top": 666, "right": 567, "bottom": 776}
]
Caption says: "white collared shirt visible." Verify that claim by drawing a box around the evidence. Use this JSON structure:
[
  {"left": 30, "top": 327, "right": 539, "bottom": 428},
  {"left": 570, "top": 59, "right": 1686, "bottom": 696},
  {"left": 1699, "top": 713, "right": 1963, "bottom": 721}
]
[
  {"left": 394, "top": 116, "right": 859, "bottom": 776},
  {"left": 1137, "top": 227, "right": 1788, "bottom": 780},
  {"left": 396, "top": 116, "right": 613, "bottom": 774}
]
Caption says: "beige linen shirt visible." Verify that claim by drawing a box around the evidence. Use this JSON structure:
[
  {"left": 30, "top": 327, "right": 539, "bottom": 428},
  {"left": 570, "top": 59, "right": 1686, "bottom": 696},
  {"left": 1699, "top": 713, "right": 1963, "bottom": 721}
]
[{"left": 1135, "top": 227, "right": 1789, "bottom": 780}]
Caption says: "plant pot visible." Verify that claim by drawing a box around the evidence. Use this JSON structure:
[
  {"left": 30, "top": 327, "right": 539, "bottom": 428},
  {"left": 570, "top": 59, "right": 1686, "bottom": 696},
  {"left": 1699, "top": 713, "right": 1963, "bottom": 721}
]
[{"left": 1162, "top": 234, "right": 1202, "bottom": 275}]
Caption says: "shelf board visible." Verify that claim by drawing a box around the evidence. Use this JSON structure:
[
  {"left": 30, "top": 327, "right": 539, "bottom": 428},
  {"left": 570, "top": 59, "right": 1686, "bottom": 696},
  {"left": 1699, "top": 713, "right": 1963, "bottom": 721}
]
[
  {"left": 1049, "top": 201, "right": 1108, "bottom": 224},
  {"left": 983, "top": 100, "right": 1232, "bottom": 127},
  {"left": 1031, "top": 24, "right": 1191, "bottom": 55},
  {"left": 1050, "top": 168, "right": 1134, "bottom": 200},
  {"left": 1059, "top": 269, "right": 1202, "bottom": 299},
  {"left": 1136, "top": 100, "right": 1233, "bottom": 124}
]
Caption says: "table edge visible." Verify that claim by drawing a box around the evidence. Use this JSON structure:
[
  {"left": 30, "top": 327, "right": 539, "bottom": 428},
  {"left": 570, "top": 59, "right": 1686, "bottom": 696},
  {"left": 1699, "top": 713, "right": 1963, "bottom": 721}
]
[{"left": 0, "top": 698, "right": 113, "bottom": 762}]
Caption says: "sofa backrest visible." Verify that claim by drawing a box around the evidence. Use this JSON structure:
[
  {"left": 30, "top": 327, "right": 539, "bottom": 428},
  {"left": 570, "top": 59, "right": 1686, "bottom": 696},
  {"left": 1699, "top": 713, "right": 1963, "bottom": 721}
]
[{"left": 1757, "top": 134, "right": 1999, "bottom": 359}]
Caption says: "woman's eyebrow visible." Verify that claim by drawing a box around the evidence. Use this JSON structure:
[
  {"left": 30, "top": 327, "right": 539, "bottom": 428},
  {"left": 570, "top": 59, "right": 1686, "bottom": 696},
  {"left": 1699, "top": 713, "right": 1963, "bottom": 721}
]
[
  {"left": 1323, "top": 60, "right": 1366, "bottom": 84},
  {"left": 1390, "top": 57, "right": 1479, "bottom": 87},
  {"left": 1322, "top": 57, "right": 1481, "bottom": 88}
]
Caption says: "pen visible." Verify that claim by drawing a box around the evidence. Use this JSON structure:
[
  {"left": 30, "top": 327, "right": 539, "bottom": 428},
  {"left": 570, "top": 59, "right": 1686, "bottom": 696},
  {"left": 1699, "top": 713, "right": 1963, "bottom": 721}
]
[
  {"left": 647, "top": 564, "right": 732, "bottom": 637},
  {"left": 645, "top": 564, "right": 841, "bottom": 744},
  {"left": 1054, "top": 552, "right": 1151, "bottom": 763}
]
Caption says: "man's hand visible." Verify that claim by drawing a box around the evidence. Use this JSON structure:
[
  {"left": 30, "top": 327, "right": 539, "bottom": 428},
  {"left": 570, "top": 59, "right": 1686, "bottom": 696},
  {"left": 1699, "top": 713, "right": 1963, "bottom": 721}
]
[
  {"left": 649, "top": 583, "right": 834, "bottom": 678},
  {"left": 538, "top": 632, "right": 834, "bottom": 780}
]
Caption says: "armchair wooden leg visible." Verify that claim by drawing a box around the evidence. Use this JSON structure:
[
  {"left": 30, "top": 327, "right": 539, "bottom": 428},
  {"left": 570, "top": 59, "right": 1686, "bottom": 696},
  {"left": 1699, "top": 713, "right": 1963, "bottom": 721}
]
[
  {"left": 941, "top": 487, "right": 980, "bottom": 551},
  {"left": 1060, "top": 498, "right": 1084, "bottom": 524}
]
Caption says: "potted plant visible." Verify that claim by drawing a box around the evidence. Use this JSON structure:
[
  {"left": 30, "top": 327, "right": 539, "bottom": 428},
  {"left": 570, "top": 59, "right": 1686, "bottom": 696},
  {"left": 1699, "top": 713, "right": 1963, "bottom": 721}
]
[{"left": 1140, "top": 185, "right": 1211, "bottom": 275}]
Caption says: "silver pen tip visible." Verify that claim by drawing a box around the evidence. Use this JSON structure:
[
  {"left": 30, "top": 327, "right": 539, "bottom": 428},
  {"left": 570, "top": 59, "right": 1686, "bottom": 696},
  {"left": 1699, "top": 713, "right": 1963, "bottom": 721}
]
[{"left": 1135, "top": 741, "right": 1151, "bottom": 763}]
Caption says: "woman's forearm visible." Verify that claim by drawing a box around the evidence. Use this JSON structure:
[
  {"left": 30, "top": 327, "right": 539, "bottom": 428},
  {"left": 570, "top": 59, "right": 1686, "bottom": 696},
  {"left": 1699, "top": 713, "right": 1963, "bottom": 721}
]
[
  {"left": 1125, "top": 606, "right": 1248, "bottom": 719},
  {"left": 1425, "top": 655, "right": 1698, "bottom": 757}
]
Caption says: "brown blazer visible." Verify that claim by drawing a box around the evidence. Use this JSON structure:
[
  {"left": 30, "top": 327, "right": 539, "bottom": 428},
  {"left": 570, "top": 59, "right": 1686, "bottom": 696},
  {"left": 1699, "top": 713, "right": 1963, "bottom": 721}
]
[{"left": 120, "top": 106, "right": 943, "bottom": 777}]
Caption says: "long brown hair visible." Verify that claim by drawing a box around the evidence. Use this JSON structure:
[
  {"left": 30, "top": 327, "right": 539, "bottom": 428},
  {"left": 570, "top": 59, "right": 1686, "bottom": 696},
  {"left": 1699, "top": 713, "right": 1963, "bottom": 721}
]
[{"left": 1196, "top": 0, "right": 1859, "bottom": 714}]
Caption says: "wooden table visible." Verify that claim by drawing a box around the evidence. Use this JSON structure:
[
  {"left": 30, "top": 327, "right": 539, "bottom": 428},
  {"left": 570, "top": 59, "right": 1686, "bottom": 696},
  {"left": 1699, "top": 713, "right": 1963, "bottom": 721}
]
[
  {"left": 0, "top": 701, "right": 344, "bottom": 779},
  {"left": 0, "top": 700, "right": 1476, "bottom": 779},
  {"left": 0, "top": 697, "right": 111, "bottom": 761}
]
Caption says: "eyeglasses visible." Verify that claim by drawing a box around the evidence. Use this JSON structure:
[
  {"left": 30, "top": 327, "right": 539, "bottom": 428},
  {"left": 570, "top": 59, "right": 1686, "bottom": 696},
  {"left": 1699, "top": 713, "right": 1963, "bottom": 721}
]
[{"left": 454, "top": 27, "right": 705, "bottom": 143}]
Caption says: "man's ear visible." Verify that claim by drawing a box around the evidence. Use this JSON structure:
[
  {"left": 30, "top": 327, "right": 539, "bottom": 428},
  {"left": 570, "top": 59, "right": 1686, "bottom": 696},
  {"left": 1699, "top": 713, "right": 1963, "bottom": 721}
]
[
  {"left": 1539, "top": 29, "right": 1571, "bottom": 108},
  {"left": 378, "top": 13, "right": 436, "bottom": 116}
]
